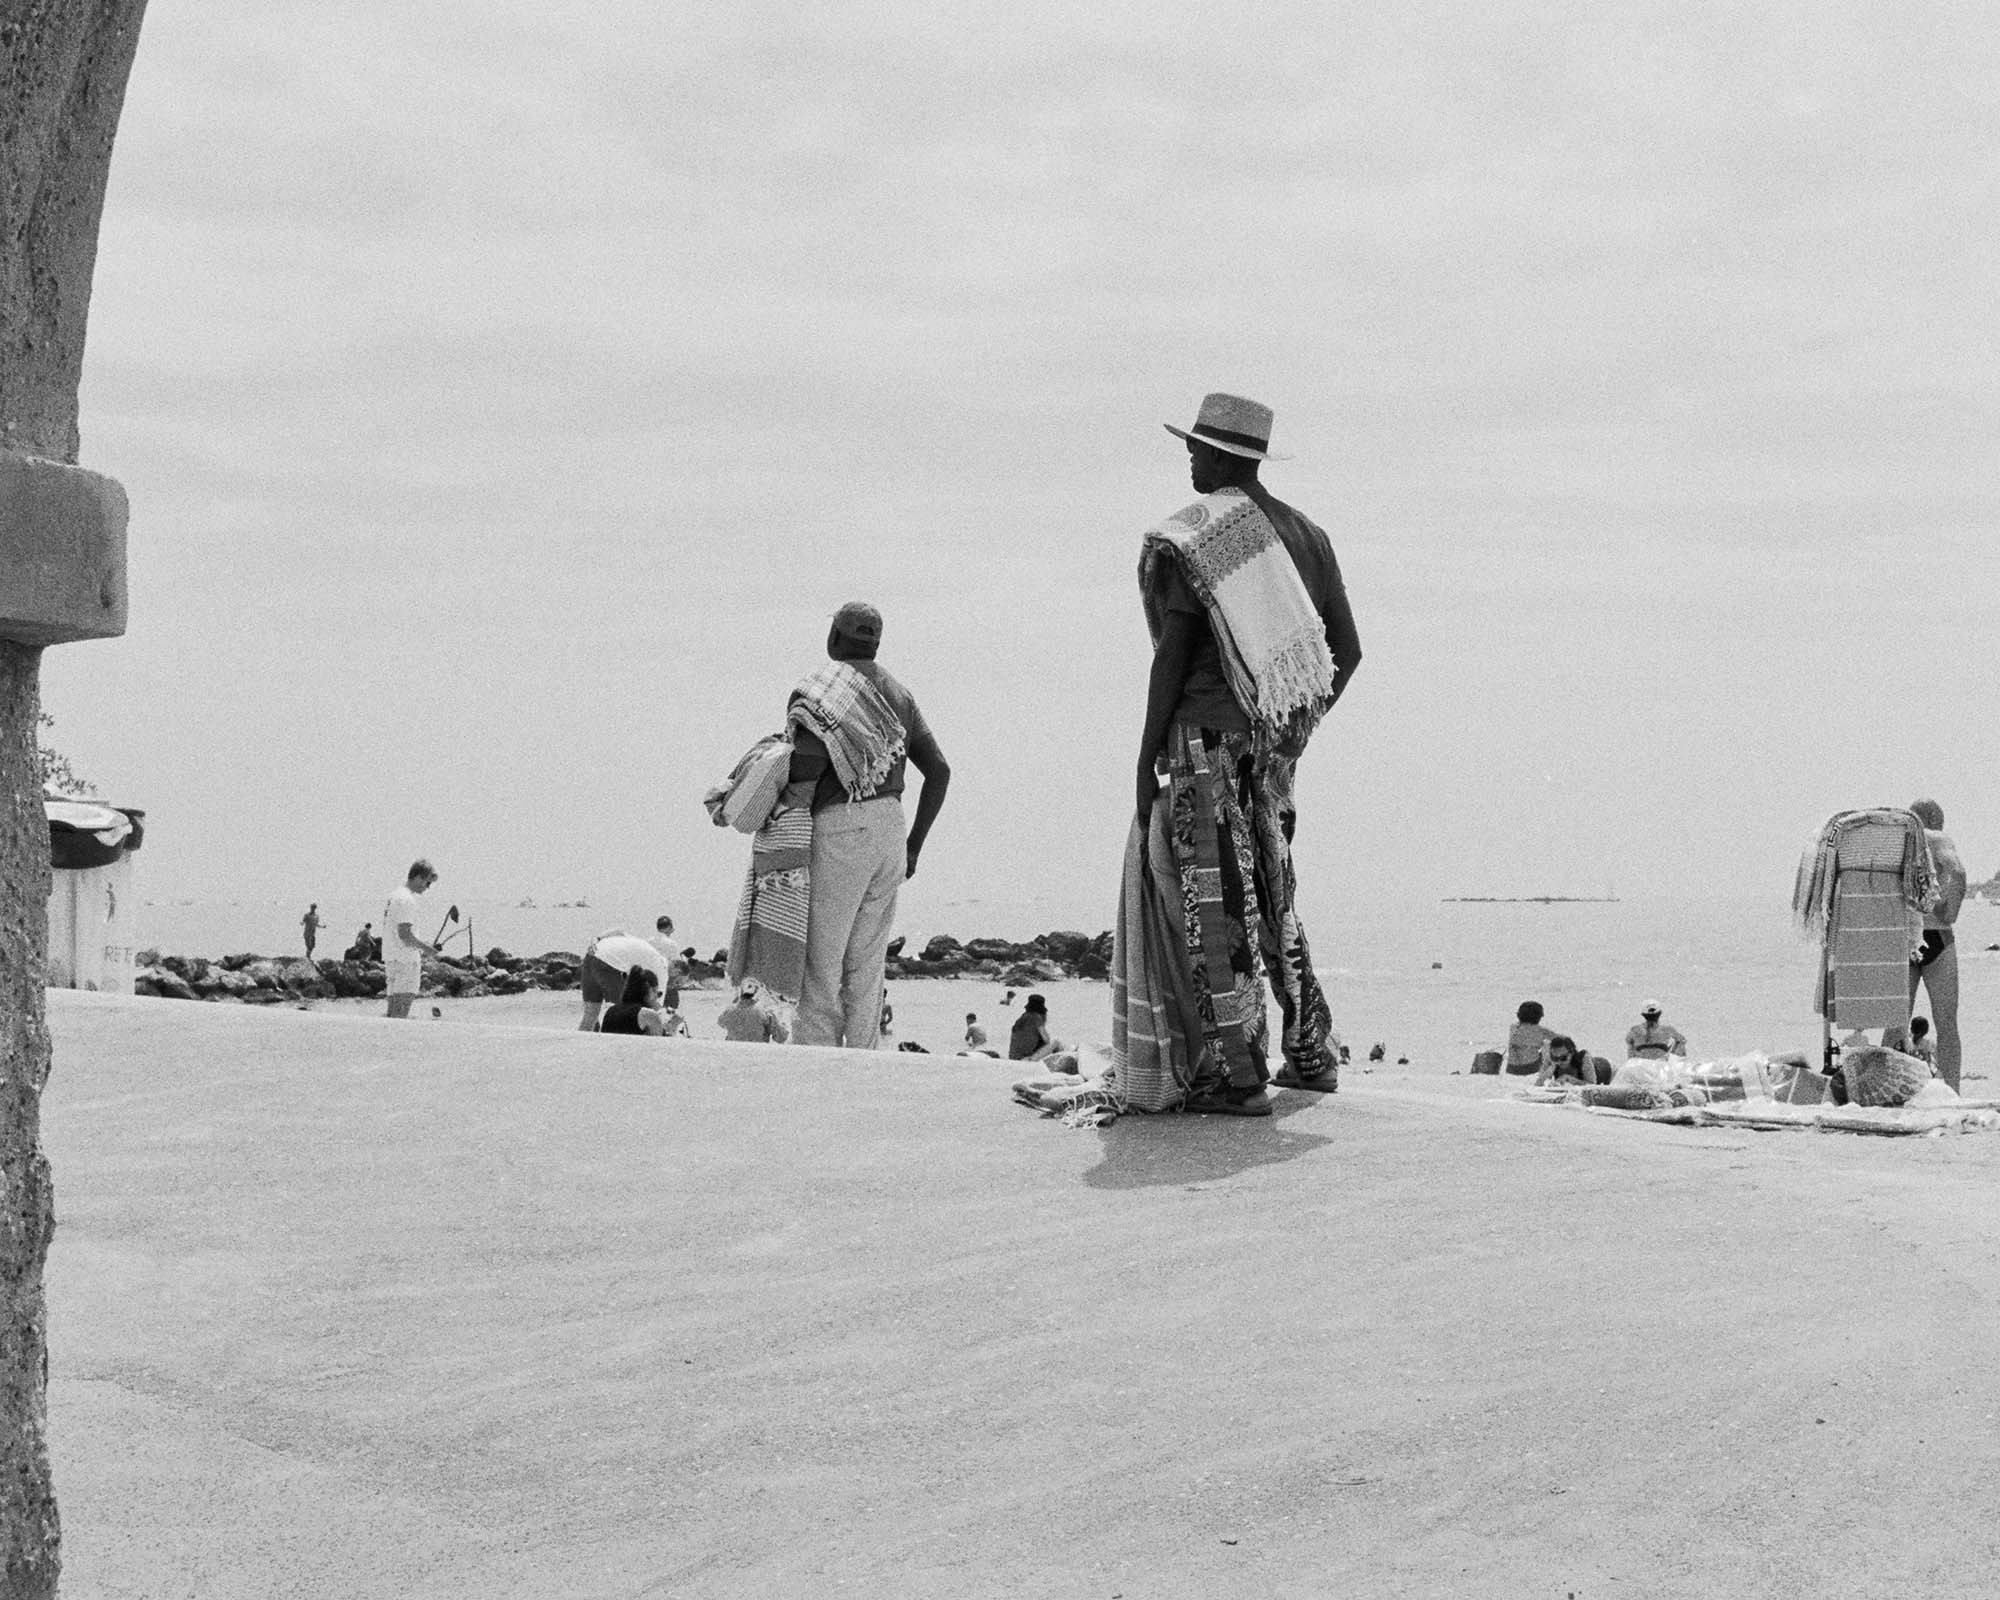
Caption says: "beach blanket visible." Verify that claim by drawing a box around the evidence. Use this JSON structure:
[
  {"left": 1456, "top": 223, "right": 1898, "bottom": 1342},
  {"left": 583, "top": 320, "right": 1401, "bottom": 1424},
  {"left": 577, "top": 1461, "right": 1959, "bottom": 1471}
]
[
  {"left": 726, "top": 805, "right": 813, "bottom": 1001},
  {"left": 1516, "top": 1079, "right": 2000, "bottom": 1136},
  {"left": 787, "top": 663, "right": 905, "bottom": 801},
  {"left": 1140, "top": 489, "right": 1336, "bottom": 752}
]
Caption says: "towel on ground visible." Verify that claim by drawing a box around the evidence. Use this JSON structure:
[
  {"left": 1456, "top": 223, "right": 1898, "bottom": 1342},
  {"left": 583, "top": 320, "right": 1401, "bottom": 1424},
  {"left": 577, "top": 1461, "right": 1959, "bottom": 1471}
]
[
  {"left": 1140, "top": 489, "right": 1336, "bottom": 752},
  {"left": 726, "top": 805, "right": 813, "bottom": 1001},
  {"left": 787, "top": 663, "right": 905, "bottom": 801}
]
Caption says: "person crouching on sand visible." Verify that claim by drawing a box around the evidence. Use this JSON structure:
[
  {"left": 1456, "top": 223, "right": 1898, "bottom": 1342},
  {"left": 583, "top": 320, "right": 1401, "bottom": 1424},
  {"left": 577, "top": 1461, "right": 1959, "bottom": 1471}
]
[{"left": 718, "top": 979, "right": 789, "bottom": 1043}]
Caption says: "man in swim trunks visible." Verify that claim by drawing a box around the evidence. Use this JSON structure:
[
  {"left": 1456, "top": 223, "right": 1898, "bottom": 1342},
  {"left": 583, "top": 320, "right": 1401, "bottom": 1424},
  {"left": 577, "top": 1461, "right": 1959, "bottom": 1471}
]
[
  {"left": 1625, "top": 1002, "right": 1686, "bottom": 1060},
  {"left": 1908, "top": 798, "right": 1967, "bottom": 1090}
]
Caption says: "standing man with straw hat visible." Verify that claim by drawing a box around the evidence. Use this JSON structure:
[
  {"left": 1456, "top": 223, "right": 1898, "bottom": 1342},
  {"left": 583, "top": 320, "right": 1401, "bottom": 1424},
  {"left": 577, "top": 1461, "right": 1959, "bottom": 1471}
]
[{"left": 1111, "top": 393, "right": 1362, "bottom": 1116}]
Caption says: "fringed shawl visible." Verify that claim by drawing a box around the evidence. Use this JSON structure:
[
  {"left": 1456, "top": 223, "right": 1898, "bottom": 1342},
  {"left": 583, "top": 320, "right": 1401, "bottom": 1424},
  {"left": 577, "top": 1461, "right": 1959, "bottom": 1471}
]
[
  {"left": 1140, "top": 489, "right": 1337, "bottom": 752},
  {"left": 787, "top": 663, "right": 905, "bottom": 801}
]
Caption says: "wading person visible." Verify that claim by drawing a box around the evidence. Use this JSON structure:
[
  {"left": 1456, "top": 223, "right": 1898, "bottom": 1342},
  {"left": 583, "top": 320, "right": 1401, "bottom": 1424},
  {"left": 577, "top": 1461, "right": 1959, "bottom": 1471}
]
[
  {"left": 1909, "top": 797, "right": 1966, "bottom": 1090},
  {"left": 1112, "top": 393, "right": 1360, "bottom": 1116},
  {"left": 787, "top": 602, "right": 950, "bottom": 1049},
  {"left": 383, "top": 860, "right": 441, "bottom": 1019}
]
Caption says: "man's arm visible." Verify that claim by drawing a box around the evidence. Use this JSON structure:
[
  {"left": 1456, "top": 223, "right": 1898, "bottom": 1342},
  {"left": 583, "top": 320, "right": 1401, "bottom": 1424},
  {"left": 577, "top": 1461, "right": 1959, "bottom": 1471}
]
[
  {"left": 904, "top": 739, "right": 951, "bottom": 880},
  {"left": 395, "top": 917, "right": 435, "bottom": 957},
  {"left": 1322, "top": 570, "right": 1362, "bottom": 709},
  {"left": 1136, "top": 611, "right": 1195, "bottom": 823}
]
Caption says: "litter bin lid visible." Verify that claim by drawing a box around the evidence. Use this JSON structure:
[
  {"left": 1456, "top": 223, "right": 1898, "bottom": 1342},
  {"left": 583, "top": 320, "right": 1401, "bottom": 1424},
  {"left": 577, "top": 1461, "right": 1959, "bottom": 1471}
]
[{"left": 46, "top": 797, "right": 144, "bottom": 869}]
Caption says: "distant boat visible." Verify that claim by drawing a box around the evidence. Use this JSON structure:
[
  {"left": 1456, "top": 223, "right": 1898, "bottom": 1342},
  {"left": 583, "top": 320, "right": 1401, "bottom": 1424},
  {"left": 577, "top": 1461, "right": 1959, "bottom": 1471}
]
[{"left": 517, "top": 897, "right": 537, "bottom": 908}]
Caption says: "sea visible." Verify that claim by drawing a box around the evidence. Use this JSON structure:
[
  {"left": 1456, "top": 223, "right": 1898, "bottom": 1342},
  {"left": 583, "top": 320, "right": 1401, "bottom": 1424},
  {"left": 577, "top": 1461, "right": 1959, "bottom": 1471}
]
[{"left": 131, "top": 892, "right": 2000, "bottom": 1076}]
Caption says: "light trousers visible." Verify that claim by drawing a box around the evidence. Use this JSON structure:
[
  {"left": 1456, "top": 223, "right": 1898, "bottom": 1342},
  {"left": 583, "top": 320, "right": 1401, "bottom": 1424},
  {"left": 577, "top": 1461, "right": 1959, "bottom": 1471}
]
[{"left": 796, "top": 797, "right": 905, "bottom": 1049}]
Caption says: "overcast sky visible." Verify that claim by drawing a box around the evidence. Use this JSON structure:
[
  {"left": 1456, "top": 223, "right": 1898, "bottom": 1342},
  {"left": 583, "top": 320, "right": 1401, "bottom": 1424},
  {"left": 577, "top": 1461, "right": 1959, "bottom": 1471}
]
[{"left": 42, "top": 1, "right": 2000, "bottom": 940}]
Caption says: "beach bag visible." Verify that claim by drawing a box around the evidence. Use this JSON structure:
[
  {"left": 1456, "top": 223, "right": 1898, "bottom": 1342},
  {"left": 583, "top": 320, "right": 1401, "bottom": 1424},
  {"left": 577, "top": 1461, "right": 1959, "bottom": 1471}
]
[
  {"left": 705, "top": 734, "right": 792, "bottom": 835},
  {"left": 1840, "top": 1045, "right": 1929, "bottom": 1107}
]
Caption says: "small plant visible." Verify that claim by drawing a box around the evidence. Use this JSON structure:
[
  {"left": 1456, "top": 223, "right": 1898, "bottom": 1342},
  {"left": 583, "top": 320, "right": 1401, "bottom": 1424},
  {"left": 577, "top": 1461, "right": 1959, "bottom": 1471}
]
[{"left": 35, "top": 712, "right": 94, "bottom": 796}]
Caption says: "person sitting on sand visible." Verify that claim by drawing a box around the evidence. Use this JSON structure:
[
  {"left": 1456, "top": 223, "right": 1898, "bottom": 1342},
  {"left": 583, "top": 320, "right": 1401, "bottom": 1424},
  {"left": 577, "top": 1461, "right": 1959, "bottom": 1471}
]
[
  {"left": 1625, "top": 1002, "right": 1687, "bottom": 1060},
  {"left": 717, "top": 979, "right": 790, "bottom": 1043},
  {"left": 1502, "top": 1000, "right": 1555, "bottom": 1076},
  {"left": 599, "top": 966, "right": 669, "bottom": 1036},
  {"left": 1534, "top": 1034, "right": 1593, "bottom": 1086},
  {"left": 1908, "top": 1015, "right": 1936, "bottom": 1071},
  {"left": 1009, "top": 994, "right": 1060, "bottom": 1061}
]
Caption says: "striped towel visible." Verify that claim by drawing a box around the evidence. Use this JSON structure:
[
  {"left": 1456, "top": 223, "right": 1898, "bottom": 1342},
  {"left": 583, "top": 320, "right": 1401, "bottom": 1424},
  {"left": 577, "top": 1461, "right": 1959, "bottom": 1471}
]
[
  {"left": 1140, "top": 489, "right": 1337, "bottom": 751},
  {"left": 788, "top": 663, "right": 905, "bottom": 800},
  {"left": 1108, "top": 801, "right": 1205, "bottom": 1112},
  {"left": 726, "top": 806, "right": 813, "bottom": 1002},
  {"left": 1822, "top": 868, "right": 1915, "bottom": 1032}
]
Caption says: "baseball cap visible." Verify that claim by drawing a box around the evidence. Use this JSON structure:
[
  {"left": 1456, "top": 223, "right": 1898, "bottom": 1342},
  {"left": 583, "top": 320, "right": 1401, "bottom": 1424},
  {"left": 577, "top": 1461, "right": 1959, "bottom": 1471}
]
[{"left": 831, "top": 600, "right": 883, "bottom": 647}]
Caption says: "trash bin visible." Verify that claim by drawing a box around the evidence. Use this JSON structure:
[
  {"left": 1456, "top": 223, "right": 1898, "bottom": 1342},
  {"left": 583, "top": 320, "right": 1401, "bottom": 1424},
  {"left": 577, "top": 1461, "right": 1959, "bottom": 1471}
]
[{"left": 45, "top": 796, "right": 146, "bottom": 993}]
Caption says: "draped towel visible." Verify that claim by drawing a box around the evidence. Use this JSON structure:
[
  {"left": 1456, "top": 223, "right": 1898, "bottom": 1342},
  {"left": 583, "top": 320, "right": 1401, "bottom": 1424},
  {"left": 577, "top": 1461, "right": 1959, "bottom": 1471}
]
[
  {"left": 787, "top": 663, "right": 906, "bottom": 801},
  {"left": 1140, "top": 489, "right": 1337, "bottom": 752},
  {"left": 727, "top": 806, "right": 813, "bottom": 1001}
]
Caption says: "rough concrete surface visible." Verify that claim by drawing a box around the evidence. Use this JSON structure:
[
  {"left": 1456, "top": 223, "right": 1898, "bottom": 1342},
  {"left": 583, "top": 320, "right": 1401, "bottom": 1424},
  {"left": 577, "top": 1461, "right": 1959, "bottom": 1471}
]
[
  {"left": 42, "top": 991, "right": 2000, "bottom": 1598},
  {"left": 0, "top": 447, "right": 128, "bottom": 646}
]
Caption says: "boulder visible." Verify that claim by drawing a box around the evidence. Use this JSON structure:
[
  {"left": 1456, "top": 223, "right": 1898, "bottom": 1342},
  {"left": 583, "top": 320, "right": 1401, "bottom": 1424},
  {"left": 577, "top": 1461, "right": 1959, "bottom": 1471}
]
[
  {"left": 1039, "top": 930, "right": 1094, "bottom": 965},
  {"left": 136, "top": 965, "right": 197, "bottom": 1001},
  {"left": 134, "top": 947, "right": 160, "bottom": 968},
  {"left": 200, "top": 968, "right": 257, "bottom": 998},
  {"left": 999, "top": 962, "right": 1041, "bottom": 988},
  {"left": 160, "top": 954, "right": 209, "bottom": 985},
  {"left": 218, "top": 952, "right": 263, "bottom": 972},
  {"left": 921, "top": 934, "right": 964, "bottom": 963},
  {"left": 964, "top": 938, "right": 1022, "bottom": 963},
  {"left": 240, "top": 988, "right": 289, "bottom": 1006},
  {"left": 1074, "top": 952, "right": 1110, "bottom": 981},
  {"left": 485, "top": 971, "right": 528, "bottom": 996},
  {"left": 484, "top": 948, "right": 521, "bottom": 971},
  {"left": 316, "top": 960, "right": 378, "bottom": 999}
]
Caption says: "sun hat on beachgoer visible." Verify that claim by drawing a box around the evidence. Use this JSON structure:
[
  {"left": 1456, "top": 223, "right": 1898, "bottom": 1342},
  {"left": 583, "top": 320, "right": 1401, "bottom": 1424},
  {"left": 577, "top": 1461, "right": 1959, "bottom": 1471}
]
[
  {"left": 1164, "top": 392, "right": 1291, "bottom": 461},
  {"left": 831, "top": 600, "right": 883, "bottom": 647},
  {"left": 1024, "top": 993, "right": 1047, "bottom": 1014}
]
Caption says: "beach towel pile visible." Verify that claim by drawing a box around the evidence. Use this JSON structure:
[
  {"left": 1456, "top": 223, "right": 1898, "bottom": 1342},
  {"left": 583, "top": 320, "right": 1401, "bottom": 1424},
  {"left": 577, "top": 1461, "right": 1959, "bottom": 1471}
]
[{"left": 1793, "top": 808, "right": 1940, "bottom": 1031}]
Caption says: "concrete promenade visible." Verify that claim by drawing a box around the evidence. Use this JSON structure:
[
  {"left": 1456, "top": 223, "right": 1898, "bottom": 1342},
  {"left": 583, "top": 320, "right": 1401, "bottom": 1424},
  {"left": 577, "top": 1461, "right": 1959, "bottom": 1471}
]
[{"left": 42, "top": 991, "right": 2000, "bottom": 1598}]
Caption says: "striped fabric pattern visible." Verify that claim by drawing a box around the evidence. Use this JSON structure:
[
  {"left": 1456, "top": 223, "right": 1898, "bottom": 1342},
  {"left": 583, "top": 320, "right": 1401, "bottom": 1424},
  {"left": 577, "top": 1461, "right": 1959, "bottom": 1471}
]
[
  {"left": 1826, "top": 869, "right": 1914, "bottom": 1032},
  {"left": 727, "top": 806, "right": 814, "bottom": 1002}
]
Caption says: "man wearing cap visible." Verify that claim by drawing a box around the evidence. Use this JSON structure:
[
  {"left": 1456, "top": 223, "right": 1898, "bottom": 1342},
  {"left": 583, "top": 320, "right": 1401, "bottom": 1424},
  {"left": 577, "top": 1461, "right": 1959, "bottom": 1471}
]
[
  {"left": 1112, "top": 393, "right": 1363, "bottom": 1117},
  {"left": 1625, "top": 1003, "right": 1687, "bottom": 1060},
  {"left": 1907, "top": 797, "right": 1966, "bottom": 1090},
  {"left": 784, "top": 601, "right": 950, "bottom": 1049}
]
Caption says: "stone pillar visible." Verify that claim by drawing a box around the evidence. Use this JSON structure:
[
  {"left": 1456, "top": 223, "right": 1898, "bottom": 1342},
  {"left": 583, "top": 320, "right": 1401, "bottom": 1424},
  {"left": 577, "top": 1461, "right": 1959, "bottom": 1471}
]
[{"left": 2, "top": 4, "right": 149, "bottom": 1594}]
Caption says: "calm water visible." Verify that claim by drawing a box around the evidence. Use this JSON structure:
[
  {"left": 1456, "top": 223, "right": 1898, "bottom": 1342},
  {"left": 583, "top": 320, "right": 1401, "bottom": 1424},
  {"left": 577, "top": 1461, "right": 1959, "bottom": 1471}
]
[{"left": 133, "top": 892, "right": 2000, "bottom": 1074}]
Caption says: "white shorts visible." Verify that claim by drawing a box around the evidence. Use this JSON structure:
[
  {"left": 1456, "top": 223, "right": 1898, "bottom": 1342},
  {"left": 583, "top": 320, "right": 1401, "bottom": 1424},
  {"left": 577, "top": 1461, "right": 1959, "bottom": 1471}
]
[{"left": 386, "top": 959, "right": 423, "bottom": 997}]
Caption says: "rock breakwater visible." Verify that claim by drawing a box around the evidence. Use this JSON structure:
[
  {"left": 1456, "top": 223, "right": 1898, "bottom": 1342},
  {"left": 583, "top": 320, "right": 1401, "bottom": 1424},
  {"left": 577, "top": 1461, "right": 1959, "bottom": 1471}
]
[{"left": 128, "top": 929, "right": 1114, "bottom": 1005}]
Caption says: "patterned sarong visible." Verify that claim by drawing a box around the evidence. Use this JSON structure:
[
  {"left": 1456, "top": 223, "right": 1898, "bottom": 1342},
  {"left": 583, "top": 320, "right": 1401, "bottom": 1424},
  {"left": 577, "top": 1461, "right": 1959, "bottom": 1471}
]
[
  {"left": 1109, "top": 726, "right": 1337, "bottom": 1110},
  {"left": 727, "top": 805, "right": 813, "bottom": 1001},
  {"left": 787, "top": 663, "right": 905, "bottom": 800},
  {"left": 1140, "top": 489, "right": 1337, "bottom": 753}
]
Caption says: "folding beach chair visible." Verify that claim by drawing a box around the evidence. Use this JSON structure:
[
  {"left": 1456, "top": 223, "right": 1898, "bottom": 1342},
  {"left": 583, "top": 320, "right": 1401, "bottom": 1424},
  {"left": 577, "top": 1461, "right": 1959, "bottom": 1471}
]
[{"left": 1796, "top": 809, "right": 1933, "bottom": 1075}]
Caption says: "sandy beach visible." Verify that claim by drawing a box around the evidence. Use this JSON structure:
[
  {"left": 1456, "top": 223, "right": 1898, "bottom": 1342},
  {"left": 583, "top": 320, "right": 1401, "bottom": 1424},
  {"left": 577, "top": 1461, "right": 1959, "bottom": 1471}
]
[{"left": 43, "top": 987, "right": 2000, "bottom": 1598}]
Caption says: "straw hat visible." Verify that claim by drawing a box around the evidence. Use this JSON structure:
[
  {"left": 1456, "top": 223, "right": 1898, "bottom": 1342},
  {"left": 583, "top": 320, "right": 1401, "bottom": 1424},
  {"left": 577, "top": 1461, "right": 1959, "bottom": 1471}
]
[{"left": 1164, "top": 392, "right": 1290, "bottom": 460}]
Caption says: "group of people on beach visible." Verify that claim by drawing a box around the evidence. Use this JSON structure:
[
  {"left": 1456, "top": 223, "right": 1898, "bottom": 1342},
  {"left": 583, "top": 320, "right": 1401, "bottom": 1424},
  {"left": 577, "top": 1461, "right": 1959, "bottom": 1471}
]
[{"left": 711, "top": 390, "right": 1360, "bottom": 1116}]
